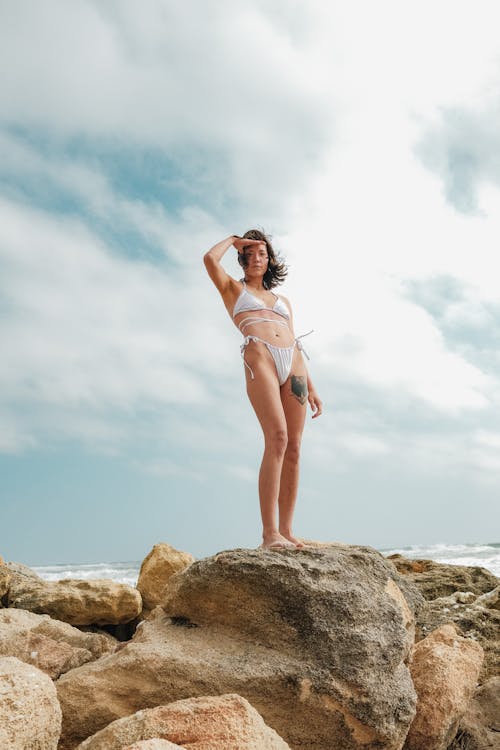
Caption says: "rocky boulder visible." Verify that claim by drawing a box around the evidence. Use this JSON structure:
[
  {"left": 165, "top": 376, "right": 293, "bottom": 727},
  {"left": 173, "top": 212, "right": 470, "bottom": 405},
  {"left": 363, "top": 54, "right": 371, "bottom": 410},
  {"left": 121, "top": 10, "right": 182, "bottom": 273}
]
[
  {"left": 404, "top": 623, "right": 483, "bottom": 750},
  {"left": 453, "top": 676, "right": 500, "bottom": 750},
  {"left": 386, "top": 554, "right": 498, "bottom": 600},
  {"left": 123, "top": 741, "right": 185, "bottom": 750},
  {"left": 0, "top": 608, "right": 116, "bottom": 679},
  {"left": 0, "top": 555, "right": 11, "bottom": 600},
  {"left": 8, "top": 576, "right": 142, "bottom": 626},
  {"left": 76, "top": 694, "right": 290, "bottom": 749},
  {"left": 137, "top": 543, "right": 194, "bottom": 613},
  {"left": 0, "top": 655, "right": 62, "bottom": 749},
  {"left": 417, "top": 588, "right": 499, "bottom": 682},
  {"left": 57, "top": 544, "right": 423, "bottom": 750}
]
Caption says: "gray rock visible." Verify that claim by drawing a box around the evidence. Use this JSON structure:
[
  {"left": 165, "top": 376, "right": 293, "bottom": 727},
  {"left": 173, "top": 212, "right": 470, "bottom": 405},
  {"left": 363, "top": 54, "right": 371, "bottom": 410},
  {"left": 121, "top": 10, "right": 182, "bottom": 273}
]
[{"left": 57, "top": 544, "right": 422, "bottom": 750}]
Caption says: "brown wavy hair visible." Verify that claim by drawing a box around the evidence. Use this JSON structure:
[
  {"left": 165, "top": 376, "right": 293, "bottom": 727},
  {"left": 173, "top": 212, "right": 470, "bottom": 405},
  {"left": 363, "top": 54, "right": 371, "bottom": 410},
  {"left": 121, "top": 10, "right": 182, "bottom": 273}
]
[{"left": 237, "top": 229, "right": 288, "bottom": 289}]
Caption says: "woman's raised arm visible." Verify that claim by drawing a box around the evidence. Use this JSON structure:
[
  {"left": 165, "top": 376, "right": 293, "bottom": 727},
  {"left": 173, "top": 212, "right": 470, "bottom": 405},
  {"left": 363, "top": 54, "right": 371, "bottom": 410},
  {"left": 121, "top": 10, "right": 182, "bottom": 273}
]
[
  {"left": 203, "top": 235, "right": 262, "bottom": 294},
  {"left": 203, "top": 235, "right": 237, "bottom": 295}
]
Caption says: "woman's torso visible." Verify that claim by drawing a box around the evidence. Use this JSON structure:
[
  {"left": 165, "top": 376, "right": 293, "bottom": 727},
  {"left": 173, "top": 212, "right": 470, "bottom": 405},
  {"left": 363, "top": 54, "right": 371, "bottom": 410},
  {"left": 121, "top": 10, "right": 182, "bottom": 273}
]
[{"left": 225, "top": 280, "right": 294, "bottom": 345}]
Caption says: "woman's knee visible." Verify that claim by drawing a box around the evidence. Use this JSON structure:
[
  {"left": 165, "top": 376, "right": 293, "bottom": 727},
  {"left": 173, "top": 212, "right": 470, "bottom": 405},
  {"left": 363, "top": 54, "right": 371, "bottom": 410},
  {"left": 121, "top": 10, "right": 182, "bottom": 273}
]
[
  {"left": 285, "top": 437, "right": 301, "bottom": 465},
  {"left": 265, "top": 427, "right": 288, "bottom": 457}
]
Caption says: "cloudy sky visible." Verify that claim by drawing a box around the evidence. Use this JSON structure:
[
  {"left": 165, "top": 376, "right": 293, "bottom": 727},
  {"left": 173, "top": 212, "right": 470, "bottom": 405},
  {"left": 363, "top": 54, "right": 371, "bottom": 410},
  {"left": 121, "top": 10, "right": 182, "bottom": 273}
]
[{"left": 1, "top": 0, "right": 500, "bottom": 566}]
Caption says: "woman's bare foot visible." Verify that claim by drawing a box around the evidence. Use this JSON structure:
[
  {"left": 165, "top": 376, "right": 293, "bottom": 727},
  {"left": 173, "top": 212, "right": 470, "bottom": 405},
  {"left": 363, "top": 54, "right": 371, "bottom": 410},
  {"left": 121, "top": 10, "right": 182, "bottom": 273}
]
[
  {"left": 279, "top": 530, "right": 305, "bottom": 549},
  {"left": 260, "top": 531, "right": 296, "bottom": 549}
]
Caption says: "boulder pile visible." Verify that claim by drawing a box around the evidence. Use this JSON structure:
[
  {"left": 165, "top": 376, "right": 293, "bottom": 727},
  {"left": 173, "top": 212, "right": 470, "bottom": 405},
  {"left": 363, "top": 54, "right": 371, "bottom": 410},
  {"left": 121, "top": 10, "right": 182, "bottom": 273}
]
[{"left": 0, "top": 542, "right": 496, "bottom": 750}]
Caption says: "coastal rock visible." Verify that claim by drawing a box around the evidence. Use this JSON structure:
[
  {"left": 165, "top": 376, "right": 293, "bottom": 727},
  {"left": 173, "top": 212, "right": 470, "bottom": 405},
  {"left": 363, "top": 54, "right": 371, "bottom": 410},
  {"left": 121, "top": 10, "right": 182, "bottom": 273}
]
[
  {"left": 386, "top": 554, "right": 498, "bottom": 600},
  {"left": 76, "top": 694, "right": 290, "bottom": 750},
  {"left": 0, "top": 655, "right": 62, "bottom": 749},
  {"left": 57, "top": 544, "right": 422, "bottom": 750},
  {"left": 454, "top": 676, "right": 500, "bottom": 750},
  {"left": 8, "top": 577, "right": 142, "bottom": 626},
  {"left": 474, "top": 584, "right": 500, "bottom": 610},
  {"left": 6, "top": 559, "right": 45, "bottom": 584},
  {"left": 417, "top": 589, "right": 499, "bottom": 682},
  {"left": 0, "top": 608, "right": 117, "bottom": 679},
  {"left": 137, "top": 543, "right": 194, "bottom": 613},
  {"left": 0, "top": 557, "right": 10, "bottom": 600},
  {"left": 404, "top": 623, "right": 483, "bottom": 750},
  {"left": 123, "top": 741, "right": 185, "bottom": 750}
]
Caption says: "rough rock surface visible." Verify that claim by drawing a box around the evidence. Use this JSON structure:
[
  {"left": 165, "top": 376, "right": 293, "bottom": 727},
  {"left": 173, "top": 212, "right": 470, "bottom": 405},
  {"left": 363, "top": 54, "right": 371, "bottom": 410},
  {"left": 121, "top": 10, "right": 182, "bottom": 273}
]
[
  {"left": 123, "top": 741, "right": 185, "bottom": 750},
  {"left": 0, "top": 655, "right": 62, "bottom": 749},
  {"left": 417, "top": 588, "right": 499, "bottom": 682},
  {"left": 0, "top": 555, "right": 11, "bottom": 600},
  {"left": 57, "top": 544, "right": 422, "bottom": 750},
  {"left": 404, "top": 623, "right": 483, "bottom": 750},
  {"left": 0, "top": 608, "right": 116, "bottom": 678},
  {"left": 137, "top": 543, "right": 194, "bottom": 613},
  {"left": 8, "top": 576, "right": 142, "bottom": 626},
  {"left": 386, "top": 554, "right": 498, "bottom": 600},
  {"left": 454, "top": 676, "right": 500, "bottom": 750},
  {"left": 76, "top": 694, "right": 290, "bottom": 750}
]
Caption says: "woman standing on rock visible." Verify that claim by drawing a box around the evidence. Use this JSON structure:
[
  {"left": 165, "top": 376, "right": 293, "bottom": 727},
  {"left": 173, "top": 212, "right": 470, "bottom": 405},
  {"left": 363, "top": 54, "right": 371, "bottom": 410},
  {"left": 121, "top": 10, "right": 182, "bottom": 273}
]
[{"left": 204, "top": 230, "right": 323, "bottom": 550}]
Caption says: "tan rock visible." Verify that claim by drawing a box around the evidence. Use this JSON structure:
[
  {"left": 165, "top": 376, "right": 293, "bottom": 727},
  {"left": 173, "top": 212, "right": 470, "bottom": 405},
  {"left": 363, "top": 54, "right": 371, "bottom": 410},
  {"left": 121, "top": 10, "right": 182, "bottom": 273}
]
[
  {"left": 456, "top": 676, "right": 500, "bottom": 750},
  {"left": 417, "top": 589, "right": 499, "bottom": 682},
  {"left": 137, "top": 543, "right": 194, "bottom": 612},
  {"left": 76, "top": 694, "right": 289, "bottom": 750},
  {"left": 474, "top": 584, "right": 500, "bottom": 610},
  {"left": 0, "top": 608, "right": 117, "bottom": 678},
  {"left": 386, "top": 554, "right": 498, "bottom": 600},
  {"left": 6, "top": 559, "right": 45, "bottom": 584},
  {"left": 0, "top": 655, "right": 62, "bottom": 749},
  {"left": 404, "top": 623, "right": 484, "bottom": 750},
  {"left": 123, "top": 741, "right": 185, "bottom": 750},
  {"left": 0, "top": 558, "right": 10, "bottom": 599},
  {"left": 57, "top": 544, "right": 422, "bottom": 750},
  {"left": 8, "top": 576, "right": 142, "bottom": 626}
]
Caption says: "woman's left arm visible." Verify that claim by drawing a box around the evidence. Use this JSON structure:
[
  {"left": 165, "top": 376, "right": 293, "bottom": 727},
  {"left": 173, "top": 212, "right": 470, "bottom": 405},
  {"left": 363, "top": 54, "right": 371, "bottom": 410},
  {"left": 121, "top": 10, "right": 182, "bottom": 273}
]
[
  {"left": 306, "top": 372, "right": 323, "bottom": 419},
  {"left": 282, "top": 295, "right": 323, "bottom": 419}
]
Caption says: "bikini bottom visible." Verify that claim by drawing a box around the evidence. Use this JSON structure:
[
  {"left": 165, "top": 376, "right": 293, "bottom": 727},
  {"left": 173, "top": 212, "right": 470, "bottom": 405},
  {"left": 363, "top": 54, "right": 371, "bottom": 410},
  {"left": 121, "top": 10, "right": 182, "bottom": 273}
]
[{"left": 240, "top": 331, "right": 313, "bottom": 386}]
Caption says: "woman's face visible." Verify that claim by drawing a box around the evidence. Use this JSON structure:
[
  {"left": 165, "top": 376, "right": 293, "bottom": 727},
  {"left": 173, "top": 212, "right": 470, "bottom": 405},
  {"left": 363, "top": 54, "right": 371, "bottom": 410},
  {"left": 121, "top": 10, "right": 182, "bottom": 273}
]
[{"left": 244, "top": 242, "right": 269, "bottom": 271}]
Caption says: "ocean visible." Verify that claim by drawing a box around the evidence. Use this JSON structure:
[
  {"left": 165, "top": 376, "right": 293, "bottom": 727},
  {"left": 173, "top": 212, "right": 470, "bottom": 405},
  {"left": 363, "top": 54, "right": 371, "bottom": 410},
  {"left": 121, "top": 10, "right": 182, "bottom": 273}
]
[{"left": 31, "top": 542, "right": 500, "bottom": 584}]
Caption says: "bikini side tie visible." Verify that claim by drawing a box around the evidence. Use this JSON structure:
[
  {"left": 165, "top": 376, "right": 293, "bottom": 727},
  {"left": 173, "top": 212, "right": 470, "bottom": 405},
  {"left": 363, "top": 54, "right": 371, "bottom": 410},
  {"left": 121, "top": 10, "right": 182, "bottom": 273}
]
[{"left": 295, "top": 329, "right": 314, "bottom": 360}]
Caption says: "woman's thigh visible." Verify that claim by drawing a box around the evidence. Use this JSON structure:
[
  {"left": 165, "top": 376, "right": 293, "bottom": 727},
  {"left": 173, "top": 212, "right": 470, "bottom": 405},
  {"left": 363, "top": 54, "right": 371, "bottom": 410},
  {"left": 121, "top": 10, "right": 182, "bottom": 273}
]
[
  {"left": 280, "top": 347, "right": 308, "bottom": 442},
  {"left": 244, "top": 341, "right": 287, "bottom": 436}
]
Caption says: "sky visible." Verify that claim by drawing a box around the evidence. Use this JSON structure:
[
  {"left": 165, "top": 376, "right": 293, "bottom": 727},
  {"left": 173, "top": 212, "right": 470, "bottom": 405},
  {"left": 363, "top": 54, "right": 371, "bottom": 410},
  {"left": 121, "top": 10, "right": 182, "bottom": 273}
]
[{"left": 1, "top": 0, "right": 500, "bottom": 566}]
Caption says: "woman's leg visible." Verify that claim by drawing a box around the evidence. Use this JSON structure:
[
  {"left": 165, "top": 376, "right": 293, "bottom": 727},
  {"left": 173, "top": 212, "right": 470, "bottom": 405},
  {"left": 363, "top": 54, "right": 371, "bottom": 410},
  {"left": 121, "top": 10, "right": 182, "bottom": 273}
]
[
  {"left": 278, "top": 347, "right": 308, "bottom": 547},
  {"left": 244, "top": 341, "right": 291, "bottom": 547}
]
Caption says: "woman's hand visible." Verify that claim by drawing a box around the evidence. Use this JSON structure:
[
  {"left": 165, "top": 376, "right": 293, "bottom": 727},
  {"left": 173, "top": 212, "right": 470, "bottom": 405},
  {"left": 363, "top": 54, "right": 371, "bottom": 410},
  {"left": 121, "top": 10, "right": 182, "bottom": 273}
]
[
  {"left": 232, "top": 237, "right": 264, "bottom": 254},
  {"left": 308, "top": 387, "right": 323, "bottom": 419}
]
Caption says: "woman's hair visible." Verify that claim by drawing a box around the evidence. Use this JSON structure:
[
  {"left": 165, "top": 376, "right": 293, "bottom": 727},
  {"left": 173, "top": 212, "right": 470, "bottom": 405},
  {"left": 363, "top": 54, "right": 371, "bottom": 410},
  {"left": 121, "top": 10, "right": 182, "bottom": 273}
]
[{"left": 237, "top": 229, "right": 288, "bottom": 289}]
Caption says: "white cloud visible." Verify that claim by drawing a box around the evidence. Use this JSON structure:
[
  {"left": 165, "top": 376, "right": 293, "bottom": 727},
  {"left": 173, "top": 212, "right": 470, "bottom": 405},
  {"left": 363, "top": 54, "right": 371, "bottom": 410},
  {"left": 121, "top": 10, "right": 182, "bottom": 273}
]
[{"left": 0, "top": 0, "right": 333, "bottom": 222}]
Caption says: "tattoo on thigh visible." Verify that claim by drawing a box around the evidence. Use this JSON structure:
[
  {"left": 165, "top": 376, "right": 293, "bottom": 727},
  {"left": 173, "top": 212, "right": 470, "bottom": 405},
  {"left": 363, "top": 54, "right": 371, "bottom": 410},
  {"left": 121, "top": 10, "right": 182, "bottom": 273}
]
[{"left": 291, "top": 375, "right": 308, "bottom": 405}]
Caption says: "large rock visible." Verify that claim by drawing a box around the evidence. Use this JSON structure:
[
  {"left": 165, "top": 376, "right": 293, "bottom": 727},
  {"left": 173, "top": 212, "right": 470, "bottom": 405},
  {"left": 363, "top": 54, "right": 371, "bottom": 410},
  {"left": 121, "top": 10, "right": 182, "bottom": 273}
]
[
  {"left": 76, "top": 694, "right": 290, "bottom": 749},
  {"left": 6, "top": 559, "right": 45, "bottom": 584},
  {"left": 8, "top": 576, "right": 142, "bottom": 626},
  {"left": 0, "top": 608, "right": 117, "bottom": 679},
  {"left": 137, "top": 543, "right": 194, "bottom": 613},
  {"left": 404, "top": 623, "right": 483, "bottom": 750},
  {"left": 0, "top": 655, "right": 62, "bottom": 749},
  {"left": 416, "top": 588, "right": 500, "bottom": 682},
  {"left": 386, "top": 554, "right": 498, "bottom": 600},
  {"left": 57, "top": 544, "right": 422, "bottom": 750},
  {"left": 0, "top": 557, "right": 10, "bottom": 600},
  {"left": 455, "top": 676, "right": 500, "bottom": 750}
]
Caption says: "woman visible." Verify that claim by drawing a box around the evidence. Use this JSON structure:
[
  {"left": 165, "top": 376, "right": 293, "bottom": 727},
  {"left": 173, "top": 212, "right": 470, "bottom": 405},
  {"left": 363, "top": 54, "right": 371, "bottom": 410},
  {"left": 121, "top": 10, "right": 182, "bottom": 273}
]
[{"left": 204, "top": 230, "right": 323, "bottom": 550}]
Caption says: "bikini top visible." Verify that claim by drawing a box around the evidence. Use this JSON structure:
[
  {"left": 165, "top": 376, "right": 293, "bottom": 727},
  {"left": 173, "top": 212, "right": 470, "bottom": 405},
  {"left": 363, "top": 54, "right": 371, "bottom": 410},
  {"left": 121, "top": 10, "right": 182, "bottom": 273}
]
[{"left": 232, "top": 280, "right": 290, "bottom": 320}]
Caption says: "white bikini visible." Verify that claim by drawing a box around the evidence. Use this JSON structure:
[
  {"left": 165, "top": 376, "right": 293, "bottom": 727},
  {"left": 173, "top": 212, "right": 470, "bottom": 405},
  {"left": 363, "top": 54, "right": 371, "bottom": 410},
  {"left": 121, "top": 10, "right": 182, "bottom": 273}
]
[{"left": 233, "top": 280, "right": 313, "bottom": 386}]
